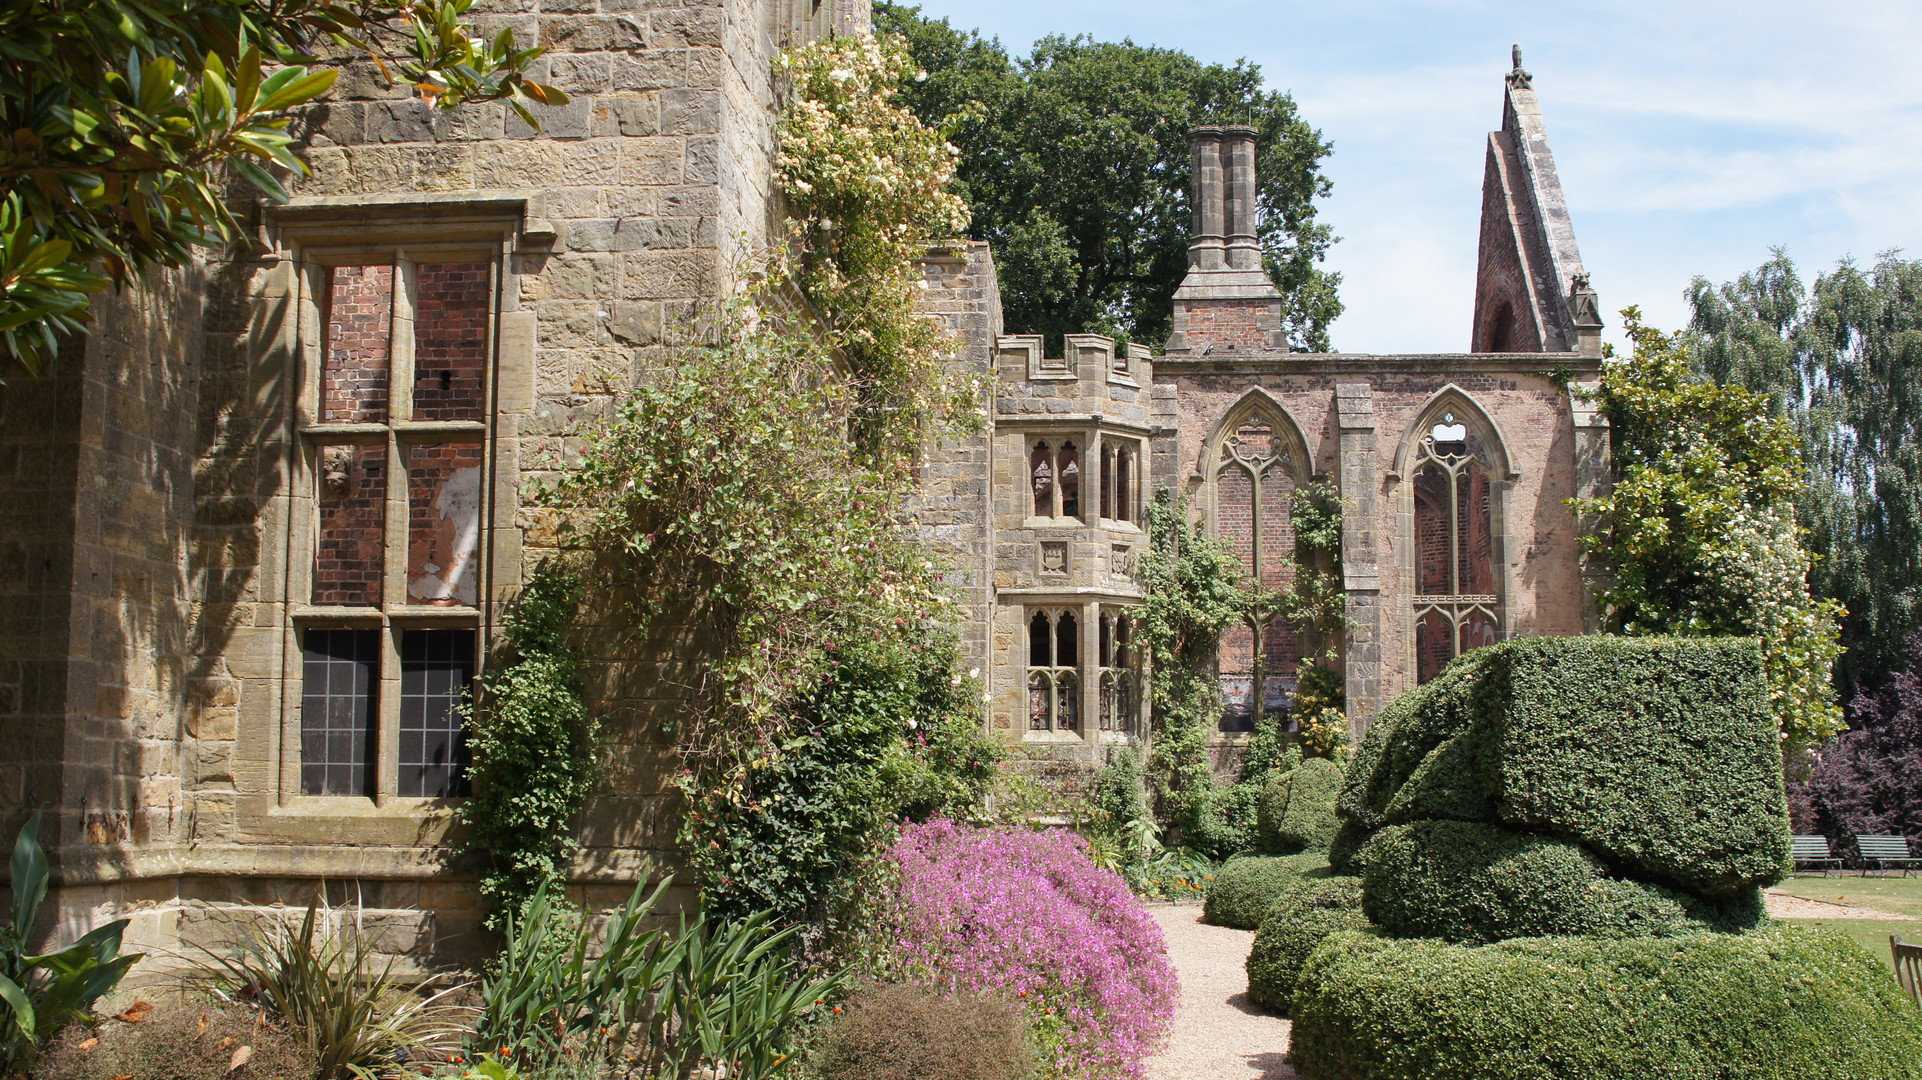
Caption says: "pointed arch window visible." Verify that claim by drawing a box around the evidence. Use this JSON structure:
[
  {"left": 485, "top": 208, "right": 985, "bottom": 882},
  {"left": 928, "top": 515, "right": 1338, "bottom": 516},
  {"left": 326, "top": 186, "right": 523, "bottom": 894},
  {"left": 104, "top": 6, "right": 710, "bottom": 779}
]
[
  {"left": 1028, "top": 608, "right": 1081, "bottom": 731},
  {"left": 1101, "top": 442, "right": 1137, "bottom": 524},
  {"left": 1029, "top": 439, "right": 1084, "bottom": 521},
  {"left": 1411, "top": 408, "right": 1500, "bottom": 684},
  {"left": 1210, "top": 405, "right": 1305, "bottom": 731},
  {"left": 1098, "top": 609, "right": 1140, "bottom": 733}
]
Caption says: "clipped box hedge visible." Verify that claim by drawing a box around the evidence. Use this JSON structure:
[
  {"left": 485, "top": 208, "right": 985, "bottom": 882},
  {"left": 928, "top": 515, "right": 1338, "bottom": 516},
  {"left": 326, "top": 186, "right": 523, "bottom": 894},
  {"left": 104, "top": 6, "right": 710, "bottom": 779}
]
[
  {"left": 1359, "top": 820, "right": 1764, "bottom": 944},
  {"left": 1289, "top": 923, "right": 1922, "bottom": 1080},
  {"left": 1331, "top": 636, "right": 1790, "bottom": 895},
  {"left": 1202, "top": 853, "right": 1330, "bottom": 930},
  {"left": 1258, "top": 757, "right": 1344, "bottom": 853},
  {"left": 1245, "top": 875, "right": 1367, "bottom": 1013}
]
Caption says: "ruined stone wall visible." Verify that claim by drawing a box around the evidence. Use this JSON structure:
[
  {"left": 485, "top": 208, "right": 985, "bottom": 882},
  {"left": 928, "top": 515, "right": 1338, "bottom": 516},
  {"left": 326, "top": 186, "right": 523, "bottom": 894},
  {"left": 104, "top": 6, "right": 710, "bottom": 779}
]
[{"left": 1152, "top": 353, "right": 1595, "bottom": 736}]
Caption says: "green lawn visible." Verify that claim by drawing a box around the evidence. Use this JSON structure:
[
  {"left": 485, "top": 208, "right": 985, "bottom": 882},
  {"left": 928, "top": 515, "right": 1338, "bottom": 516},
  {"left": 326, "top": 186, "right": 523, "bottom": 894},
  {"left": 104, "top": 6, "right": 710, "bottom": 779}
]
[
  {"left": 1782, "top": 917, "right": 1918, "bottom": 972},
  {"left": 1778, "top": 873, "right": 1922, "bottom": 917}
]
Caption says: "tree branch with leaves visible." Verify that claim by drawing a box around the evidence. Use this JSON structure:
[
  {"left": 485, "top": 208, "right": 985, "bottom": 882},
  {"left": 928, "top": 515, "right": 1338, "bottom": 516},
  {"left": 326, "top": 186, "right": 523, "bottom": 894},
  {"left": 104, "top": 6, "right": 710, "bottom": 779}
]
[{"left": 0, "top": 0, "right": 564, "bottom": 371}]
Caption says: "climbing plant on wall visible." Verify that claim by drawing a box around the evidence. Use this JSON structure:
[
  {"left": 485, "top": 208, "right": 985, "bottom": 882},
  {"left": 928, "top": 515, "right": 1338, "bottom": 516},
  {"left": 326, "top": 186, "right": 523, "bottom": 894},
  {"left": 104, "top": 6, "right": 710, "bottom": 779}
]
[{"left": 543, "top": 34, "right": 996, "bottom": 932}]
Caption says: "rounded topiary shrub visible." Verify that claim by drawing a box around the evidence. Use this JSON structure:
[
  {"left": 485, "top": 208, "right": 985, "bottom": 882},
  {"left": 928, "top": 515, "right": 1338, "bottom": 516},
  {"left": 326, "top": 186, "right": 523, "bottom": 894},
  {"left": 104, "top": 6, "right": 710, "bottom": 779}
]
[
  {"left": 1358, "top": 819, "right": 1765, "bottom": 944},
  {"left": 1288, "top": 923, "right": 1922, "bottom": 1080},
  {"left": 813, "top": 983, "right": 1036, "bottom": 1080},
  {"left": 1258, "top": 757, "right": 1344, "bottom": 853},
  {"left": 1246, "top": 875, "right": 1368, "bottom": 1013},
  {"left": 1202, "top": 852, "right": 1331, "bottom": 929}
]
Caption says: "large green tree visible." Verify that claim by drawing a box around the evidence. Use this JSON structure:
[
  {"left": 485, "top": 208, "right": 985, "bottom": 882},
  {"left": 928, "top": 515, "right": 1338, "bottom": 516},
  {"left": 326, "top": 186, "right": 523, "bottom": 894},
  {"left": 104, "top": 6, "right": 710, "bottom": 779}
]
[
  {"left": 1578, "top": 307, "right": 1843, "bottom": 749},
  {"left": 0, "top": 0, "right": 561, "bottom": 370},
  {"left": 1687, "top": 250, "right": 1922, "bottom": 698},
  {"left": 873, "top": 4, "right": 1341, "bottom": 352}
]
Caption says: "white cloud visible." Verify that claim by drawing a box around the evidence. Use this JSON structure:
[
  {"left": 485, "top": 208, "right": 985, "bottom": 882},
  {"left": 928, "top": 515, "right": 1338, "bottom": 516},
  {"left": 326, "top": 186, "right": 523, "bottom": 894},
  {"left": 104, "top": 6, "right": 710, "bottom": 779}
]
[{"left": 908, "top": 0, "right": 1922, "bottom": 353}]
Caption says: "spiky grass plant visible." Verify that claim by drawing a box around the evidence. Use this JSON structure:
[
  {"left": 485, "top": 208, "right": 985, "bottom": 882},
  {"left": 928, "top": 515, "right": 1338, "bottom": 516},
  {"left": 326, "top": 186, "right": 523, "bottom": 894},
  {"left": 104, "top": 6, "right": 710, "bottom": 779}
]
[{"left": 190, "top": 898, "right": 469, "bottom": 1079}]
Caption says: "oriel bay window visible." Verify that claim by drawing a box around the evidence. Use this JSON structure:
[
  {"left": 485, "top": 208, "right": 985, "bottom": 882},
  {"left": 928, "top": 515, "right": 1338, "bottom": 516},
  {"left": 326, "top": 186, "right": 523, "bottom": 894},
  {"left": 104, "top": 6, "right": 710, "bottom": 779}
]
[
  {"left": 1411, "top": 410, "right": 1500, "bottom": 684},
  {"left": 295, "top": 251, "right": 497, "bottom": 800}
]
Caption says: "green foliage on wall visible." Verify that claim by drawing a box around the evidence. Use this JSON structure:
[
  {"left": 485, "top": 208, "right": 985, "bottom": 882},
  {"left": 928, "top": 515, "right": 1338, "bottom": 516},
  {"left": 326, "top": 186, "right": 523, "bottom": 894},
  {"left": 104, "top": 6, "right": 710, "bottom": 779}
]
[
  {"left": 457, "top": 567, "right": 601, "bottom": 927},
  {"left": 0, "top": 0, "right": 560, "bottom": 371},
  {"left": 1577, "top": 307, "right": 1843, "bottom": 746},
  {"left": 871, "top": 3, "right": 1342, "bottom": 352},
  {"left": 545, "top": 35, "right": 994, "bottom": 931},
  {"left": 1138, "top": 492, "right": 1257, "bottom": 852}
]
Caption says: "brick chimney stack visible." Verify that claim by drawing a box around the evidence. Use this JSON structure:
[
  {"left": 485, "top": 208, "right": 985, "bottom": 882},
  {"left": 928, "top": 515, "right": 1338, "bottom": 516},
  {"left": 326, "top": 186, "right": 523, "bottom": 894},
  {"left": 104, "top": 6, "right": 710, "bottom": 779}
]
[{"left": 1167, "top": 125, "right": 1286, "bottom": 355}]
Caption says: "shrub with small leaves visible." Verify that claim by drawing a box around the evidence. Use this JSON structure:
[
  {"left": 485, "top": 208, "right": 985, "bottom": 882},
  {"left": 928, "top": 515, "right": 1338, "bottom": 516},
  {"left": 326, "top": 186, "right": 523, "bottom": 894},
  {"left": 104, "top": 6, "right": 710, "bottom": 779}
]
[
  {"left": 813, "top": 983, "right": 1035, "bottom": 1080},
  {"left": 1245, "top": 876, "right": 1368, "bottom": 1013},
  {"left": 1202, "top": 853, "right": 1330, "bottom": 930}
]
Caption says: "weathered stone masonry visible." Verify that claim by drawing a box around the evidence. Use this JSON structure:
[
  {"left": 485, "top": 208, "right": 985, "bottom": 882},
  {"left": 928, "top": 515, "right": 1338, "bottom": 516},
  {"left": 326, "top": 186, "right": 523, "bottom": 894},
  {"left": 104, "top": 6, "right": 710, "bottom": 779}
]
[{"left": 1, "top": 37, "right": 1608, "bottom": 963}]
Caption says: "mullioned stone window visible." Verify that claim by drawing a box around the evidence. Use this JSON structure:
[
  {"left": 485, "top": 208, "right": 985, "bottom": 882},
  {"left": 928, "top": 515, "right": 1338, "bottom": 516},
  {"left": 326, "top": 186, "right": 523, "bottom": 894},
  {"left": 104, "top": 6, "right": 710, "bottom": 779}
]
[
  {"left": 1407, "top": 404, "right": 1503, "bottom": 683},
  {"left": 1027, "top": 608, "right": 1081, "bottom": 731},
  {"left": 1209, "top": 397, "right": 1307, "bottom": 732},
  {"left": 297, "top": 250, "right": 498, "bottom": 800}
]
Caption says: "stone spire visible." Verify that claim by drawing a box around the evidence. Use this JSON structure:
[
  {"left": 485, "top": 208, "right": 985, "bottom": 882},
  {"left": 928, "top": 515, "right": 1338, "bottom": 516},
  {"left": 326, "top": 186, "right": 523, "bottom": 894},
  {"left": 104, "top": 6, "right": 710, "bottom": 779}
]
[
  {"left": 1165, "top": 125, "right": 1286, "bottom": 355},
  {"left": 1470, "top": 47, "right": 1601, "bottom": 355}
]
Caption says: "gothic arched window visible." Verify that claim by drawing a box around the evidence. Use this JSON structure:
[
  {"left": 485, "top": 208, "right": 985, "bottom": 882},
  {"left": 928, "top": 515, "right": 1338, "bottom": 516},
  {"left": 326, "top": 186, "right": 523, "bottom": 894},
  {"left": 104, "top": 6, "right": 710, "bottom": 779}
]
[
  {"left": 1210, "top": 403, "right": 1305, "bottom": 731},
  {"left": 1098, "top": 609, "right": 1139, "bottom": 733},
  {"left": 1029, "top": 439, "right": 1084, "bottom": 521},
  {"left": 1410, "top": 408, "right": 1500, "bottom": 684},
  {"left": 1028, "top": 608, "right": 1081, "bottom": 731}
]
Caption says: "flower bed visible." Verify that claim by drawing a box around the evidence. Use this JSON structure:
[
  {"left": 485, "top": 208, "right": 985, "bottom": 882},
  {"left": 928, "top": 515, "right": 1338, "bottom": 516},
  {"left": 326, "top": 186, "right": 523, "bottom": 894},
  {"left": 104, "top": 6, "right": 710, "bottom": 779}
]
[{"left": 884, "top": 819, "right": 1179, "bottom": 1079}]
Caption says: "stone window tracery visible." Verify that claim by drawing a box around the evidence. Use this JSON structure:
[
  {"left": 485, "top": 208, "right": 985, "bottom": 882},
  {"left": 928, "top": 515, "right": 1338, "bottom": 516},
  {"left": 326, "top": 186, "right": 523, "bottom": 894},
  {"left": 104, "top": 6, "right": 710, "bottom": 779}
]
[
  {"left": 1029, "top": 438, "right": 1084, "bottom": 521},
  {"left": 1101, "top": 442, "right": 1138, "bottom": 524},
  {"left": 1210, "top": 404, "right": 1304, "bottom": 731},
  {"left": 1097, "top": 609, "right": 1139, "bottom": 733},
  {"left": 1028, "top": 608, "right": 1081, "bottom": 731},
  {"left": 1411, "top": 408, "right": 1501, "bottom": 684},
  {"left": 295, "top": 249, "right": 498, "bottom": 799}
]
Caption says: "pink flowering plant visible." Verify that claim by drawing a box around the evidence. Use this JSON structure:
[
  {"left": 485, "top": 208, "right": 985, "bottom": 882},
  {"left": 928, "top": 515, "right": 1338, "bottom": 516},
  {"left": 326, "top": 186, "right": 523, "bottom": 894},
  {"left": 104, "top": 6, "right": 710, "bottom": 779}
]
[{"left": 878, "top": 819, "right": 1179, "bottom": 1079}]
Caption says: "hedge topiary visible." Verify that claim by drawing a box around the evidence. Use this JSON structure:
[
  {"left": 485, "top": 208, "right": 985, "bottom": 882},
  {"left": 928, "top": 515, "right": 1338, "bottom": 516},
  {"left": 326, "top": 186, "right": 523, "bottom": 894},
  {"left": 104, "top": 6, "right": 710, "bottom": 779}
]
[
  {"left": 1288, "top": 923, "right": 1922, "bottom": 1080},
  {"left": 1258, "top": 757, "right": 1344, "bottom": 853},
  {"left": 1358, "top": 820, "right": 1765, "bottom": 944},
  {"left": 1245, "top": 876, "right": 1368, "bottom": 1013},
  {"left": 1202, "top": 853, "right": 1331, "bottom": 929},
  {"left": 1331, "top": 637, "right": 1790, "bottom": 895}
]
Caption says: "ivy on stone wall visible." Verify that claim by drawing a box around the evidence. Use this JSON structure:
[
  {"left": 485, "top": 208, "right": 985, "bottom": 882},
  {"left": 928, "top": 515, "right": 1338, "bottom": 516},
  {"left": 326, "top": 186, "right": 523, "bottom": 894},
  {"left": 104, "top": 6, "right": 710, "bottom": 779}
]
[
  {"left": 538, "top": 37, "right": 997, "bottom": 933},
  {"left": 1140, "top": 482, "right": 1351, "bottom": 857},
  {"left": 456, "top": 566, "right": 601, "bottom": 928}
]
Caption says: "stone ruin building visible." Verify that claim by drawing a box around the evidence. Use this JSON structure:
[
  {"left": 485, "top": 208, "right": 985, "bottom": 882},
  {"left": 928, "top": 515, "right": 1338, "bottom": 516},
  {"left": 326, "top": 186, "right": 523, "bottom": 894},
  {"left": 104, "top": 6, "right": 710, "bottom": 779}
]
[{"left": 0, "top": 0, "right": 1603, "bottom": 968}]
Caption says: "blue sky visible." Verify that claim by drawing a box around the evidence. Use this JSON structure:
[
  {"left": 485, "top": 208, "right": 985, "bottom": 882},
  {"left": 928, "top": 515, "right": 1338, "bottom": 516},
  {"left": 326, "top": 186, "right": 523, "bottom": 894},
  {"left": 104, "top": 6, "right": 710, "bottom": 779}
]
[{"left": 897, "top": 1, "right": 1922, "bottom": 354}]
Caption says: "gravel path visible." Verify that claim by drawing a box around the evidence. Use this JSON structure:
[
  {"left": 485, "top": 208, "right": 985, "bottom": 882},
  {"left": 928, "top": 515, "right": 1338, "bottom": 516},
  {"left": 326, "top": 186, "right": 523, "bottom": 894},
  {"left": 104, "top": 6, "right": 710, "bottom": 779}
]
[
  {"left": 1144, "top": 904, "right": 1295, "bottom": 1080},
  {"left": 1764, "top": 888, "right": 1917, "bottom": 920}
]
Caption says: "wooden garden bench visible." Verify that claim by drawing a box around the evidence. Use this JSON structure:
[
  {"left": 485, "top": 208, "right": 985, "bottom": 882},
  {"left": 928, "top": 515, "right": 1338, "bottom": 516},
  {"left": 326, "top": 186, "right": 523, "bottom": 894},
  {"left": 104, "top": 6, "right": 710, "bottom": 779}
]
[
  {"left": 1895, "top": 935, "right": 1922, "bottom": 1010},
  {"left": 1854, "top": 834, "right": 1922, "bottom": 876},
  {"left": 1791, "top": 835, "right": 1842, "bottom": 876}
]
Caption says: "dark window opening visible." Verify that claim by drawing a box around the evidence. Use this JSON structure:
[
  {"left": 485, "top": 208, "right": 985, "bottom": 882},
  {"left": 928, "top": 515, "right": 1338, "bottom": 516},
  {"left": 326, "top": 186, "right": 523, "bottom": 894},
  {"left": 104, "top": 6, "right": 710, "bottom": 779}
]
[
  {"left": 301, "top": 629, "right": 379, "bottom": 796},
  {"left": 399, "top": 628, "right": 475, "bottom": 797}
]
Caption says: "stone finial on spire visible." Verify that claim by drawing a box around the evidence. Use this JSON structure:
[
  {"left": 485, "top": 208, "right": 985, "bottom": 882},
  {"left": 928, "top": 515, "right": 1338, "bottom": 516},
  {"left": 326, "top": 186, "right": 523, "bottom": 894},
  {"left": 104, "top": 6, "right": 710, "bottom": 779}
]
[{"left": 1507, "top": 44, "right": 1533, "bottom": 89}]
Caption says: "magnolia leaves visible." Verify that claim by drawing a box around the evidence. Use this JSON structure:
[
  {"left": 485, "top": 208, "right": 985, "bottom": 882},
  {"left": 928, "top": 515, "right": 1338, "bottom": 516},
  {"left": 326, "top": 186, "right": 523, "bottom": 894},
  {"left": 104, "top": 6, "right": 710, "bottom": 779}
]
[{"left": 0, "top": 0, "right": 564, "bottom": 375}]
